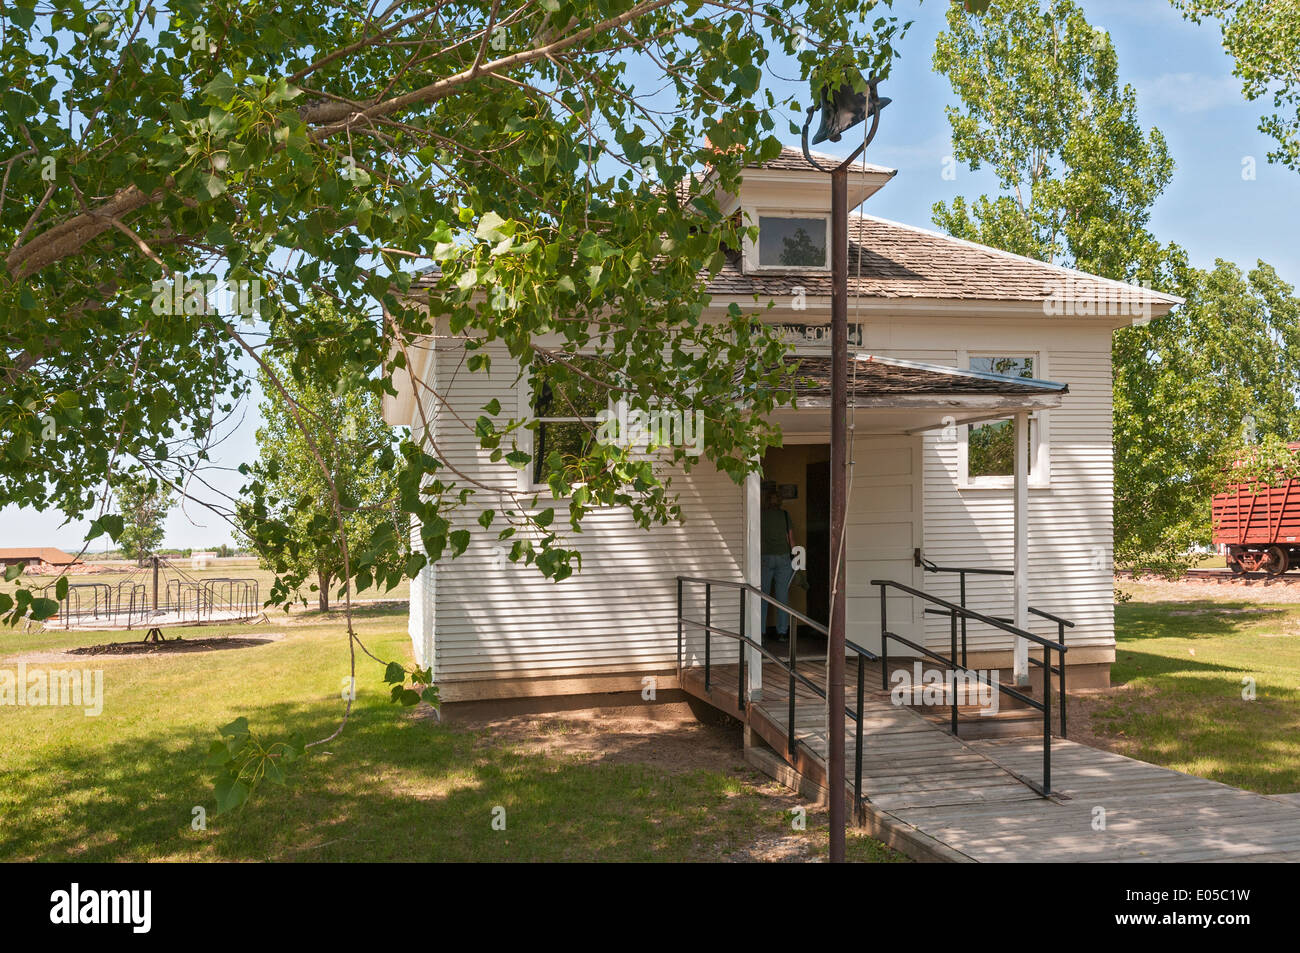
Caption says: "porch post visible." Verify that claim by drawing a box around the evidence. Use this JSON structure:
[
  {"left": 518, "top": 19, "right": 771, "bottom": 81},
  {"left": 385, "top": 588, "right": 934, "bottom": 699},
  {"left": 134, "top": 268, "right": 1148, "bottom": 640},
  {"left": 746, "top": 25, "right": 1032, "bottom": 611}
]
[
  {"left": 1013, "top": 411, "right": 1030, "bottom": 684},
  {"left": 745, "top": 468, "right": 763, "bottom": 699}
]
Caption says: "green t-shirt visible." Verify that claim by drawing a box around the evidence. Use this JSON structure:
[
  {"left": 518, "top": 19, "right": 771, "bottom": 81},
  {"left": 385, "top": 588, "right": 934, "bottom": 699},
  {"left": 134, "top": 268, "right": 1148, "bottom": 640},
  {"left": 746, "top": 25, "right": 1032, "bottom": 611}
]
[{"left": 761, "top": 507, "right": 792, "bottom": 556}]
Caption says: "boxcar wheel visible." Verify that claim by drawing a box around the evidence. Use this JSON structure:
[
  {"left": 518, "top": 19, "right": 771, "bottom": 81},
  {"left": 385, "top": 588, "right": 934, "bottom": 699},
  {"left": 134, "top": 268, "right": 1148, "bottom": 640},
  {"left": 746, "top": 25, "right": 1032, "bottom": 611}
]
[{"left": 1264, "top": 545, "right": 1290, "bottom": 575}]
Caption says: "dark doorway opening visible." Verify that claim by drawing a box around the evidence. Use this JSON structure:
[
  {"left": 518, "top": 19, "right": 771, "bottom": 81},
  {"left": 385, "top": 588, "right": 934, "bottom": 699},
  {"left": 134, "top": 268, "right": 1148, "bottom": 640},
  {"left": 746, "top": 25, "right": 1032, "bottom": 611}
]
[{"left": 759, "top": 444, "right": 831, "bottom": 655}]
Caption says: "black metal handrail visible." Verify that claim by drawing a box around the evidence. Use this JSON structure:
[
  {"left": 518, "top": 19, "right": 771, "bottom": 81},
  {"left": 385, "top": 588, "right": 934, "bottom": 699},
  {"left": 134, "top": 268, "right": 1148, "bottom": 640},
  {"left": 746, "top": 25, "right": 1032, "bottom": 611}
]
[
  {"left": 873, "top": 577, "right": 1066, "bottom": 796},
  {"left": 919, "top": 559, "right": 1073, "bottom": 737},
  {"left": 676, "top": 575, "right": 881, "bottom": 807}
]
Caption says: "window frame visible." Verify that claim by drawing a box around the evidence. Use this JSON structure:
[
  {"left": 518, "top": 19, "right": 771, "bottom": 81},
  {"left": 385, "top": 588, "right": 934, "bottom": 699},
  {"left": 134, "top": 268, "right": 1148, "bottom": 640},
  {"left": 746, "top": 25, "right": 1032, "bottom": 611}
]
[
  {"left": 517, "top": 359, "right": 607, "bottom": 494},
  {"left": 745, "top": 209, "right": 832, "bottom": 272},
  {"left": 956, "top": 349, "right": 1051, "bottom": 490}
]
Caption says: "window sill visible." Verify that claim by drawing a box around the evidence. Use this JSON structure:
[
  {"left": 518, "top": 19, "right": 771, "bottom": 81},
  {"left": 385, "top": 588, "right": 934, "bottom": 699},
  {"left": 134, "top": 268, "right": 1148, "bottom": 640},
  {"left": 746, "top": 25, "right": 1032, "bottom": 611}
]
[{"left": 958, "top": 479, "right": 1051, "bottom": 491}]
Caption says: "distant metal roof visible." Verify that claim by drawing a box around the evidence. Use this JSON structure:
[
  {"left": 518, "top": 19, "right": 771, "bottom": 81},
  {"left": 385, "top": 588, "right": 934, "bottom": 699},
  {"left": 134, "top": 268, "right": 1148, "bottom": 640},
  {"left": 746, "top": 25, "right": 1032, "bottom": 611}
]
[{"left": 0, "top": 547, "right": 81, "bottom": 564}]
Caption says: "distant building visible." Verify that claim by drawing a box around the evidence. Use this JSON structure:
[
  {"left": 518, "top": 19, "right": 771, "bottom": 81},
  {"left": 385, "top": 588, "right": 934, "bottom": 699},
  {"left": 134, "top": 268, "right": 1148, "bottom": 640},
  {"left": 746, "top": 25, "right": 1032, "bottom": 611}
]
[
  {"left": 191, "top": 551, "right": 216, "bottom": 569},
  {"left": 0, "top": 548, "right": 83, "bottom": 570}
]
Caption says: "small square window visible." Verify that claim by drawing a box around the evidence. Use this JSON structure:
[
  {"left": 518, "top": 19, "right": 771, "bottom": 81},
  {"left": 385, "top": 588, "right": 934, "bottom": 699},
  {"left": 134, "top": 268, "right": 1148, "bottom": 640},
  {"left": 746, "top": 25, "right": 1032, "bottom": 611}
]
[{"left": 758, "top": 216, "right": 827, "bottom": 268}]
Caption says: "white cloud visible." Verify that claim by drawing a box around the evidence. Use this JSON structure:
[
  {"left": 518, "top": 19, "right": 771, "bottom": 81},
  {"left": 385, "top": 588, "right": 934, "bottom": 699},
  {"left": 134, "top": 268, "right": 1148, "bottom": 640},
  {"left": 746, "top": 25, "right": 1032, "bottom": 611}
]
[{"left": 1135, "top": 72, "right": 1244, "bottom": 114}]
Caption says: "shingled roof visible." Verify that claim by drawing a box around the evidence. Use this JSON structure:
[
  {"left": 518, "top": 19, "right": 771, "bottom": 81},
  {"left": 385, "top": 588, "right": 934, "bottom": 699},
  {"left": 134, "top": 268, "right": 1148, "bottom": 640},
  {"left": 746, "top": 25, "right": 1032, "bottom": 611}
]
[
  {"left": 786, "top": 354, "right": 1068, "bottom": 400},
  {"left": 754, "top": 146, "right": 894, "bottom": 175},
  {"left": 707, "top": 213, "right": 1183, "bottom": 309}
]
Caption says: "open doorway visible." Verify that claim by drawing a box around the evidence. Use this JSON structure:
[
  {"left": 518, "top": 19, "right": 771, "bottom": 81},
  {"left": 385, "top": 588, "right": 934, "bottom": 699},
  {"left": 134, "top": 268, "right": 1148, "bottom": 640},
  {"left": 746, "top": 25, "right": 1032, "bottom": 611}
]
[{"left": 759, "top": 444, "right": 830, "bottom": 651}]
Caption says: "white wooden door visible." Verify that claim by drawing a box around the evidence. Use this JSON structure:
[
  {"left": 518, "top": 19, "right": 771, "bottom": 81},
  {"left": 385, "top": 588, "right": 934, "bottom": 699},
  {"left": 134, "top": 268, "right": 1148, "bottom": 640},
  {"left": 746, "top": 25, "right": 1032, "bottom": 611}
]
[{"left": 845, "top": 434, "right": 924, "bottom": 655}]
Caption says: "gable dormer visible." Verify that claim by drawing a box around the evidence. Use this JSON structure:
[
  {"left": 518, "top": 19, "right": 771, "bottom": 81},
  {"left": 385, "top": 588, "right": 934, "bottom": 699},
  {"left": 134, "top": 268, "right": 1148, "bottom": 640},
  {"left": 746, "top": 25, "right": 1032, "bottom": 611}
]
[{"left": 715, "top": 147, "right": 896, "bottom": 274}]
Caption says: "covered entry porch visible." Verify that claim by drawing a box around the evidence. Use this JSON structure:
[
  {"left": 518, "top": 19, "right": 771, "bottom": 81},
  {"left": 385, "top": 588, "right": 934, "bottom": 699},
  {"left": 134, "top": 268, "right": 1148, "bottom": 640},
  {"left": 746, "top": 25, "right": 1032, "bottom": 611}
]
[{"left": 739, "top": 353, "right": 1069, "bottom": 700}]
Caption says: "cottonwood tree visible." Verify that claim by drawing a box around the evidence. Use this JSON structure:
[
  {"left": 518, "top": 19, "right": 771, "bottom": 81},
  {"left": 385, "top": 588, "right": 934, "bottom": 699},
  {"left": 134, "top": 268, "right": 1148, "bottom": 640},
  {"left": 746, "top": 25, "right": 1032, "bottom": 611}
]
[
  {"left": 239, "top": 306, "right": 408, "bottom": 613},
  {"left": 0, "top": 1, "right": 940, "bottom": 808},
  {"left": 932, "top": 0, "right": 1300, "bottom": 574},
  {"left": 932, "top": 0, "right": 1175, "bottom": 281},
  {"left": 113, "top": 471, "right": 174, "bottom": 563},
  {"left": 1113, "top": 261, "right": 1300, "bottom": 570},
  {"left": 1174, "top": 0, "right": 1300, "bottom": 172}
]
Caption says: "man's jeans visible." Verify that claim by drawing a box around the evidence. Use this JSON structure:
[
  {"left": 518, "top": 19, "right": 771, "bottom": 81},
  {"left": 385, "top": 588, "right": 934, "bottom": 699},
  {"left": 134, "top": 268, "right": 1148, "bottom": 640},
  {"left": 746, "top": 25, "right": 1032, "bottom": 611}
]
[{"left": 761, "top": 554, "right": 795, "bottom": 635}]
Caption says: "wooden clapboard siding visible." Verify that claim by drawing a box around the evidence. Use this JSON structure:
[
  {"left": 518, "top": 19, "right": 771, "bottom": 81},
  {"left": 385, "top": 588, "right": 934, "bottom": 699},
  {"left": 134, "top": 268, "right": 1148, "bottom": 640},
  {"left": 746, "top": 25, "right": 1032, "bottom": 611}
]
[
  {"left": 867, "top": 322, "right": 1118, "bottom": 655},
  {"left": 427, "top": 335, "right": 744, "bottom": 683},
  {"left": 410, "top": 313, "right": 1120, "bottom": 687}
]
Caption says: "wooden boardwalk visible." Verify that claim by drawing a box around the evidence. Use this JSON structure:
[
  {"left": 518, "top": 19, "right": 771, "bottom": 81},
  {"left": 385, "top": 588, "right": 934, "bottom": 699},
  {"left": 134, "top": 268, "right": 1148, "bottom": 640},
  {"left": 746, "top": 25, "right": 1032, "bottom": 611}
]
[{"left": 680, "top": 659, "right": 1300, "bottom": 862}]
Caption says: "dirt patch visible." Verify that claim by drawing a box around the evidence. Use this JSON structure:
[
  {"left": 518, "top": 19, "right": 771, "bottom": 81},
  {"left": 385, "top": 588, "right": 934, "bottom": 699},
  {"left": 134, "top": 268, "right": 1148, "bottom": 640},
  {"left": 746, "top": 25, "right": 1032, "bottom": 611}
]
[
  {"left": 1168, "top": 607, "right": 1270, "bottom": 616},
  {"left": 726, "top": 830, "right": 818, "bottom": 862},
  {"left": 446, "top": 698, "right": 752, "bottom": 775},
  {"left": 66, "top": 633, "right": 285, "bottom": 656},
  {"left": 1062, "top": 683, "right": 1161, "bottom": 758},
  {"left": 1116, "top": 575, "right": 1300, "bottom": 604},
  {"left": 0, "top": 633, "right": 287, "bottom": 664}
]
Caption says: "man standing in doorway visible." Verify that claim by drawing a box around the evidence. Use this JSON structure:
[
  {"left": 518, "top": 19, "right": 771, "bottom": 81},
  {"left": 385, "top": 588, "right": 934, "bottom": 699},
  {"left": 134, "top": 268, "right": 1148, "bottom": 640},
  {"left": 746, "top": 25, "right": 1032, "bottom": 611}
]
[{"left": 761, "top": 487, "right": 797, "bottom": 643}]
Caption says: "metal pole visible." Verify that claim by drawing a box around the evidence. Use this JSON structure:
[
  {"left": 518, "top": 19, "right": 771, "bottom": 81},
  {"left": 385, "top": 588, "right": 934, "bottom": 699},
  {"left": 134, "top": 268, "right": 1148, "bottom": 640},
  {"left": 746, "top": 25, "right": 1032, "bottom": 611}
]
[
  {"left": 151, "top": 554, "right": 159, "bottom": 613},
  {"left": 828, "top": 162, "right": 849, "bottom": 864},
  {"left": 737, "top": 587, "right": 746, "bottom": 712}
]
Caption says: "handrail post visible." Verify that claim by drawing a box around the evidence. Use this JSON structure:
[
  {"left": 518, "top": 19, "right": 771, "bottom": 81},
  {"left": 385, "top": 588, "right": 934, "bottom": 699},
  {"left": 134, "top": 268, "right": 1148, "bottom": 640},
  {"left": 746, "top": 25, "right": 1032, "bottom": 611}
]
[
  {"left": 854, "top": 656, "right": 865, "bottom": 808},
  {"left": 949, "top": 608, "right": 959, "bottom": 736},
  {"left": 959, "top": 571, "right": 968, "bottom": 668},
  {"left": 1043, "top": 645, "right": 1052, "bottom": 795},
  {"left": 879, "top": 584, "right": 889, "bottom": 690},
  {"left": 704, "top": 583, "right": 712, "bottom": 693},
  {"left": 1058, "top": 620, "right": 1067, "bottom": 738},
  {"left": 788, "top": 621, "right": 798, "bottom": 757},
  {"left": 737, "top": 587, "right": 746, "bottom": 712},
  {"left": 676, "top": 577, "right": 683, "bottom": 671}
]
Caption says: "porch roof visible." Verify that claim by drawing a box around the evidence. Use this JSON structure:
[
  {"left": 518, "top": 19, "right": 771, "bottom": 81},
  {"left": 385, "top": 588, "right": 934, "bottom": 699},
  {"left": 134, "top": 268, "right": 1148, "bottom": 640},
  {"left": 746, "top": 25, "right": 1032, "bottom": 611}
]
[
  {"left": 788, "top": 354, "right": 1068, "bottom": 401},
  {"left": 772, "top": 354, "right": 1067, "bottom": 435}
]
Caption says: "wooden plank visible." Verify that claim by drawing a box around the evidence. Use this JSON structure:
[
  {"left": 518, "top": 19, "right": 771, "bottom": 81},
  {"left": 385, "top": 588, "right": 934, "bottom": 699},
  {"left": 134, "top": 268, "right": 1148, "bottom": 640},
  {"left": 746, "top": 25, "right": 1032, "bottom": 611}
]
[{"left": 679, "top": 659, "right": 1300, "bottom": 862}]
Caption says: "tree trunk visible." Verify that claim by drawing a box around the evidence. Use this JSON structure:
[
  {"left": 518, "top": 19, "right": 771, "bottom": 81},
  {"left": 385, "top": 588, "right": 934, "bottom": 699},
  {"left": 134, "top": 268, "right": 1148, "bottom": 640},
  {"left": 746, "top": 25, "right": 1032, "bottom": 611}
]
[{"left": 318, "top": 571, "right": 330, "bottom": 612}]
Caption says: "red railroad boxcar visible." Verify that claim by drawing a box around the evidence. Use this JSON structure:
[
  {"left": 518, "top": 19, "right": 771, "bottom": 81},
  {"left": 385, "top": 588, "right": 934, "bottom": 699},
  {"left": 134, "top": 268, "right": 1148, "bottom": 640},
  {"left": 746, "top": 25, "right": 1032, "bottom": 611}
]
[{"left": 1213, "top": 443, "right": 1300, "bottom": 574}]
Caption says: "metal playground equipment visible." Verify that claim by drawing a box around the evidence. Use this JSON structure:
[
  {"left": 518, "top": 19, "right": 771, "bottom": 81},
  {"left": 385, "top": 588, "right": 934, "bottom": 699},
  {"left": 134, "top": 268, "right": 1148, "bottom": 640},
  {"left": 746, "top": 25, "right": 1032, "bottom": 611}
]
[{"left": 41, "top": 554, "right": 261, "bottom": 630}]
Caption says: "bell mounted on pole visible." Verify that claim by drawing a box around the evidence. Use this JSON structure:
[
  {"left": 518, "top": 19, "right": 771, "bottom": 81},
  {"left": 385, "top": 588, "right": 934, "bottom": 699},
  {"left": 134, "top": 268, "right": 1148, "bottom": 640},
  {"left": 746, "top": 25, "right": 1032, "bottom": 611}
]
[{"left": 809, "top": 76, "right": 891, "bottom": 145}]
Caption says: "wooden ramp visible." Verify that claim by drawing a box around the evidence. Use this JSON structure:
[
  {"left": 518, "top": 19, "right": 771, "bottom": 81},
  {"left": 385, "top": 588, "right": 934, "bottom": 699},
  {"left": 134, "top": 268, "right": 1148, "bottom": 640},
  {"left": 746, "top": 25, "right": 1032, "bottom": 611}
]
[{"left": 680, "top": 659, "right": 1300, "bottom": 862}]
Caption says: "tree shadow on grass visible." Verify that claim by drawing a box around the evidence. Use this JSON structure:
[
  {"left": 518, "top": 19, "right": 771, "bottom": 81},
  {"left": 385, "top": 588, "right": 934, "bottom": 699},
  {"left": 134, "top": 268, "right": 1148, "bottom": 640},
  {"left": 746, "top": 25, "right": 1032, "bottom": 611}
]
[
  {"left": 1115, "top": 601, "right": 1286, "bottom": 645},
  {"left": 0, "top": 697, "right": 828, "bottom": 862},
  {"left": 1082, "top": 643, "right": 1300, "bottom": 794}
]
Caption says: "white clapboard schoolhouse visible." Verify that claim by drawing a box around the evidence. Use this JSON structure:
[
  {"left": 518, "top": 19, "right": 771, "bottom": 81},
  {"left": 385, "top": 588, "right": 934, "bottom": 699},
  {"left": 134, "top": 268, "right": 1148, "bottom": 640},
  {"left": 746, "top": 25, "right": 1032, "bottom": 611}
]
[{"left": 383, "top": 147, "right": 1180, "bottom": 703}]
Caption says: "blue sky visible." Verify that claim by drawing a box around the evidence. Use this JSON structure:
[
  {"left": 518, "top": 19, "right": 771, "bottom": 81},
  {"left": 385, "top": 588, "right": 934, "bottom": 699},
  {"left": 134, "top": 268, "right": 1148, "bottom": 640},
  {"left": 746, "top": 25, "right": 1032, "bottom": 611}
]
[{"left": 3, "top": 0, "right": 1297, "bottom": 551}]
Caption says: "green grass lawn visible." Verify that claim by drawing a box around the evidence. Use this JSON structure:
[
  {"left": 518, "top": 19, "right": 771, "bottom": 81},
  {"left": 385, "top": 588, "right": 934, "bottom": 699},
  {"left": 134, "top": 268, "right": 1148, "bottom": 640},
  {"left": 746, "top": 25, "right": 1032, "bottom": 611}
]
[
  {"left": 1090, "top": 597, "right": 1300, "bottom": 794},
  {"left": 0, "top": 606, "right": 901, "bottom": 862}
]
